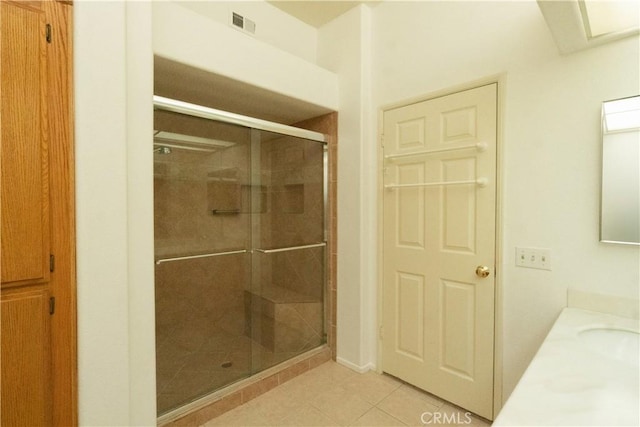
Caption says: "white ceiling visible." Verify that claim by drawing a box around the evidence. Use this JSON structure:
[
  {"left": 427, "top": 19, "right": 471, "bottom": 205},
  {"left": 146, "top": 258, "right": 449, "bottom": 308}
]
[{"left": 268, "top": 0, "right": 380, "bottom": 28}]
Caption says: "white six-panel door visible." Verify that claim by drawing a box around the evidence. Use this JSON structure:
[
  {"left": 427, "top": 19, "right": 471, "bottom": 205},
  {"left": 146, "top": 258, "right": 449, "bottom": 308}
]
[{"left": 382, "top": 84, "right": 497, "bottom": 419}]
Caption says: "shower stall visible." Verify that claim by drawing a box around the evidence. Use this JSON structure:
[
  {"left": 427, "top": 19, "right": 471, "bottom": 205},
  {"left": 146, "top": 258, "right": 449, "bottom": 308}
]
[{"left": 153, "top": 97, "right": 328, "bottom": 415}]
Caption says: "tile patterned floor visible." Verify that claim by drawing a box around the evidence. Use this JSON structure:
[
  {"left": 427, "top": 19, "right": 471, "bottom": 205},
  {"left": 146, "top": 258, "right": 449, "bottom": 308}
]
[{"left": 202, "top": 361, "right": 492, "bottom": 427}]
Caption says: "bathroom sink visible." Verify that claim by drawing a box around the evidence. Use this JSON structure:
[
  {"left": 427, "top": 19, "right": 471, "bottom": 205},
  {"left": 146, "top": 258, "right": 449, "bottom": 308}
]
[{"left": 578, "top": 328, "right": 639, "bottom": 365}]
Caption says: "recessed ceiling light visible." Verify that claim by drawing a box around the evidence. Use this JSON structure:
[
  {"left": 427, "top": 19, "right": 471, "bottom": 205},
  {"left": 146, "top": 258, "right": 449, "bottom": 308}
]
[{"left": 581, "top": 0, "right": 640, "bottom": 39}]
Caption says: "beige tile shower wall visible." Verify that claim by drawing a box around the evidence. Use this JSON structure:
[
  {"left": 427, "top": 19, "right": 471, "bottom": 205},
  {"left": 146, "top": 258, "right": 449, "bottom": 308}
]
[
  {"left": 155, "top": 255, "right": 248, "bottom": 344},
  {"left": 155, "top": 254, "right": 249, "bottom": 409},
  {"left": 271, "top": 249, "right": 324, "bottom": 301},
  {"left": 260, "top": 137, "right": 324, "bottom": 250},
  {"left": 153, "top": 110, "right": 252, "bottom": 259},
  {"left": 253, "top": 135, "right": 326, "bottom": 305}
]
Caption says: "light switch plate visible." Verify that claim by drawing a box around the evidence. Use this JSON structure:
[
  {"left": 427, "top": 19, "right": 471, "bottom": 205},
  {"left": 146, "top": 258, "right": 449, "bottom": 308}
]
[{"left": 515, "top": 247, "right": 552, "bottom": 270}]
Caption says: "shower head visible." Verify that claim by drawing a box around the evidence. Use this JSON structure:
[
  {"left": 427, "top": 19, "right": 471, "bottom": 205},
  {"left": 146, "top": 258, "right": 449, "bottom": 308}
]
[
  {"left": 153, "top": 130, "right": 235, "bottom": 153},
  {"left": 154, "top": 146, "right": 172, "bottom": 155}
]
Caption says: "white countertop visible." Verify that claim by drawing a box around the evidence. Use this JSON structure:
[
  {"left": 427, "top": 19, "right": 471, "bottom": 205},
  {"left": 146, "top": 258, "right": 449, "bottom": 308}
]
[{"left": 494, "top": 308, "right": 639, "bottom": 426}]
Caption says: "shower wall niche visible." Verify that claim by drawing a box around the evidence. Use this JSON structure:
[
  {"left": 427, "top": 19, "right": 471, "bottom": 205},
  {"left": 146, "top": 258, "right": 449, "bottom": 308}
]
[{"left": 153, "top": 99, "right": 327, "bottom": 416}]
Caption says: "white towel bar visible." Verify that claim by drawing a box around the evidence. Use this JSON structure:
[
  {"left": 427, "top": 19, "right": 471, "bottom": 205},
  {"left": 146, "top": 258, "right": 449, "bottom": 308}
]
[
  {"left": 385, "top": 178, "right": 488, "bottom": 189},
  {"left": 384, "top": 142, "right": 486, "bottom": 160}
]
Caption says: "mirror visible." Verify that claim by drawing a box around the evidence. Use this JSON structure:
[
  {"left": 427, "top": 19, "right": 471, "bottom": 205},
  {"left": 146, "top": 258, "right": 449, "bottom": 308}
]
[{"left": 600, "top": 95, "right": 640, "bottom": 245}]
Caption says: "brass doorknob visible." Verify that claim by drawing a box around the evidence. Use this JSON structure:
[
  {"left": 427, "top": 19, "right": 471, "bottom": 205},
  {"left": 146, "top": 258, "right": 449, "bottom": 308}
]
[{"left": 476, "top": 266, "right": 490, "bottom": 278}]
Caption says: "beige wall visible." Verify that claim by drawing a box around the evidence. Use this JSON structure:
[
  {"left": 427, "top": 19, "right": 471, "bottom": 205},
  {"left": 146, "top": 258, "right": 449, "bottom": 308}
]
[
  {"left": 152, "top": 2, "right": 338, "bottom": 114},
  {"left": 75, "top": 2, "right": 156, "bottom": 424},
  {"left": 317, "top": 4, "right": 376, "bottom": 372},
  {"left": 372, "top": 0, "right": 640, "bottom": 402},
  {"left": 75, "top": 1, "right": 639, "bottom": 424}
]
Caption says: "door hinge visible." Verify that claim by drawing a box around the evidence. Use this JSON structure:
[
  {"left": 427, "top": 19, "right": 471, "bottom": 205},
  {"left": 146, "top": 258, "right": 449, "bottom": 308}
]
[
  {"left": 46, "top": 24, "right": 52, "bottom": 43},
  {"left": 49, "top": 254, "right": 55, "bottom": 272},
  {"left": 379, "top": 325, "right": 384, "bottom": 340},
  {"left": 49, "top": 297, "right": 55, "bottom": 315}
]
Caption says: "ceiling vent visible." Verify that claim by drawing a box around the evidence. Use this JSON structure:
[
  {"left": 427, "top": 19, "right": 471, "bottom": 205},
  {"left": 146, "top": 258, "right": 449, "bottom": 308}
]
[{"left": 231, "top": 12, "right": 256, "bottom": 35}]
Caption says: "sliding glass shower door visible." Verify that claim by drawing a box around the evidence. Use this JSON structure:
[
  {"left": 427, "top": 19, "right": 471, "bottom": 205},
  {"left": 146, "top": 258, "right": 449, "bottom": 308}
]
[
  {"left": 153, "top": 100, "right": 327, "bottom": 415},
  {"left": 154, "top": 109, "right": 254, "bottom": 414},
  {"left": 248, "top": 130, "right": 326, "bottom": 374}
]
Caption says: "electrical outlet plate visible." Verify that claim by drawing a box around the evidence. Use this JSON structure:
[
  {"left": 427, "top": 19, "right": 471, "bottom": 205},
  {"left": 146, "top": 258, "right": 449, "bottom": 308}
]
[{"left": 515, "top": 247, "right": 552, "bottom": 270}]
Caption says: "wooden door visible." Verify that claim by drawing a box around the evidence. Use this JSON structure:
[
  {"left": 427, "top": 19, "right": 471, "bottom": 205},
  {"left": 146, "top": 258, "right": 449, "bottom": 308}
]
[
  {"left": 1, "top": 290, "right": 52, "bottom": 425},
  {"left": 0, "top": 1, "right": 76, "bottom": 425},
  {"left": 382, "top": 84, "right": 497, "bottom": 419},
  {"left": 0, "top": 0, "right": 50, "bottom": 285}
]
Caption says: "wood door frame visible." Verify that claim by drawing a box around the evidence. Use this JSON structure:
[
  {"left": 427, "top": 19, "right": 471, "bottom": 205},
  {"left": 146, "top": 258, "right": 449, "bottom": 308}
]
[
  {"left": 46, "top": 1, "right": 77, "bottom": 424},
  {"left": 376, "top": 75, "right": 506, "bottom": 419}
]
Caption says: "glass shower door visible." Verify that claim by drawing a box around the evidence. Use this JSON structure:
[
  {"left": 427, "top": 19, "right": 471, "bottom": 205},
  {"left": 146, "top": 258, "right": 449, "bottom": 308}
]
[
  {"left": 153, "top": 110, "right": 253, "bottom": 415},
  {"left": 153, "top": 96, "right": 328, "bottom": 417},
  {"left": 248, "top": 130, "right": 327, "bottom": 372}
]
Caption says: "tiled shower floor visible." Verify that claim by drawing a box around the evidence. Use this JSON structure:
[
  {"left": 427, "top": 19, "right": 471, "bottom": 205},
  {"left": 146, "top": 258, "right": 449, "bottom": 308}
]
[{"left": 156, "top": 332, "right": 312, "bottom": 414}]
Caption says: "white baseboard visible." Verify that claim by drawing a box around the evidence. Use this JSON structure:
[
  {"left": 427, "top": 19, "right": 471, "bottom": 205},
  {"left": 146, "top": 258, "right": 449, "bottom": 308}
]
[{"left": 336, "top": 357, "right": 375, "bottom": 373}]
